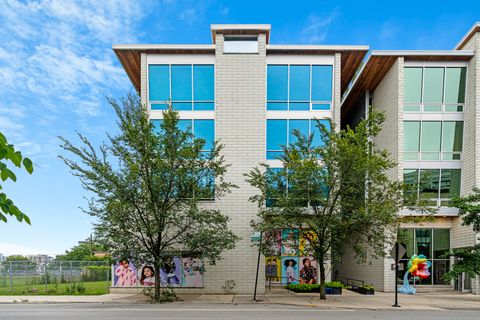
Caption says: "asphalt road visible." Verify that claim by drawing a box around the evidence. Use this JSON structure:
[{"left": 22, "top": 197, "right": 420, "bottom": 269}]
[{"left": 0, "top": 304, "right": 478, "bottom": 320}]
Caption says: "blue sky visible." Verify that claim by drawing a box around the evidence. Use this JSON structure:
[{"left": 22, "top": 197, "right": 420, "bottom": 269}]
[{"left": 0, "top": 0, "right": 478, "bottom": 256}]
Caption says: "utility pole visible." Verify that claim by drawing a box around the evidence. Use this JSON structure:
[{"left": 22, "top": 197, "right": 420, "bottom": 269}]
[
  {"left": 253, "top": 232, "right": 263, "bottom": 302},
  {"left": 392, "top": 241, "right": 400, "bottom": 307}
]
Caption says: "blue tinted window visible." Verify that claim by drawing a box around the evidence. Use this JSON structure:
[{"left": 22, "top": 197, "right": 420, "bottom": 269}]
[
  {"left": 267, "top": 65, "right": 288, "bottom": 101},
  {"left": 178, "top": 119, "right": 192, "bottom": 133},
  {"left": 194, "top": 119, "right": 215, "bottom": 151},
  {"left": 289, "top": 102, "right": 310, "bottom": 111},
  {"left": 289, "top": 120, "right": 309, "bottom": 145},
  {"left": 312, "top": 103, "right": 330, "bottom": 110},
  {"left": 148, "top": 65, "right": 169, "bottom": 101},
  {"left": 171, "top": 65, "right": 192, "bottom": 101},
  {"left": 151, "top": 103, "right": 169, "bottom": 110},
  {"left": 289, "top": 65, "right": 310, "bottom": 101},
  {"left": 311, "top": 119, "right": 330, "bottom": 147},
  {"left": 267, "top": 102, "right": 288, "bottom": 110},
  {"left": 194, "top": 102, "right": 214, "bottom": 111},
  {"left": 266, "top": 167, "right": 286, "bottom": 207},
  {"left": 194, "top": 65, "right": 214, "bottom": 101},
  {"left": 198, "top": 169, "right": 215, "bottom": 199},
  {"left": 151, "top": 119, "right": 163, "bottom": 134},
  {"left": 311, "top": 65, "right": 333, "bottom": 101},
  {"left": 171, "top": 102, "right": 192, "bottom": 111},
  {"left": 267, "top": 120, "right": 287, "bottom": 159}
]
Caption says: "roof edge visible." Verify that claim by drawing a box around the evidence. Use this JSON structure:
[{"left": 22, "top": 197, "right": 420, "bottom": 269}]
[
  {"left": 371, "top": 50, "right": 475, "bottom": 56},
  {"left": 266, "top": 44, "right": 369, "bottom": 51},
  {"left": 341, "top": 54, "right": 371, "bottom": 107},
  {"left": 112, "top": 44, "right": 215, "bottom": 50},
  {"left": 455, "top": 22, "right": 480, "bottom": 50}
]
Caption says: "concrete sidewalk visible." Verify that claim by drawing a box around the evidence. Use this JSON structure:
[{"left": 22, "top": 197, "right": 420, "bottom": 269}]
[
  {"left": 0, "top": 293, "right": 141, "bottom": 304},
  {"left": 1, "top": 290, "right": 480, "bottom": 310}
]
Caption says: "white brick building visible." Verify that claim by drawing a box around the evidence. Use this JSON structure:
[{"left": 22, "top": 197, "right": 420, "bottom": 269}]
[{"left": 113, "top": 23, "right": 480, "bottom": 294}]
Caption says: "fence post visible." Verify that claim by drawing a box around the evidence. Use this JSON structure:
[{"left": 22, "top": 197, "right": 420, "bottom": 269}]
[
  {"left": 25, "top": 263, "right": 28, "bottom": 290},
  {"left": 70, "top": 261, "right": 73, "bottom": 293},
  {"left": 44, "top": 264, "right": 48, "bottom": 292},
  {"left": 9, "top": 261, "right": 13, "bottom": 293}
]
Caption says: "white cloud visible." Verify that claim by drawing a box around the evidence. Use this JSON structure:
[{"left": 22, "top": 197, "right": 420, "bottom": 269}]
[
  {"left": 0, "top": 241, "right": 57, "bottom": 256},
  {"left": 0, "top": 0, "right": 147, "bottom": 162},
  {"left": 300, "top": 9, "right": 339, "bottom": 44},
  {"left": 379, "top": 21, "right": 400, "bottom": 40}
]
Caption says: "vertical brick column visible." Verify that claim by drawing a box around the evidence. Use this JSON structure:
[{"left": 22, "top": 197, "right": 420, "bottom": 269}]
[
  {"left": 140, "top": 53, "right": 147, "bottom": 106},
  {"left": 203, "top": 33, "right": 267, "bottom": 293}
]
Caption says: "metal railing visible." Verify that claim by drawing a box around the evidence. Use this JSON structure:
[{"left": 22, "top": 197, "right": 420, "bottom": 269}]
[
  {"left": 334, "top": 276, "right": 365, "bottom": 289},
  {"left": 0, "top": 261, "right": 110, "bottom": 295}
]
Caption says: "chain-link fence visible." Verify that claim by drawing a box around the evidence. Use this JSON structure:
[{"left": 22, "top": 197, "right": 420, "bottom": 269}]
[{"left": 0, "top": 261, "right": 110, "bottom": 295}]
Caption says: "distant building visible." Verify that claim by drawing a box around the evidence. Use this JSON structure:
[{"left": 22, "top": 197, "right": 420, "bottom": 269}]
[
  {"left": 27, "top": 254, "right": 54, "bottom": 264},
  {"left": 0, "top": 253, "right": 5, "bottom": 262}
]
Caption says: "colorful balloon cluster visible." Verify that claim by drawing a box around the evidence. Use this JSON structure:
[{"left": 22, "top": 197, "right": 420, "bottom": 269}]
[{"left": 407, "top": 254, "right": 431, "bottom": 279}]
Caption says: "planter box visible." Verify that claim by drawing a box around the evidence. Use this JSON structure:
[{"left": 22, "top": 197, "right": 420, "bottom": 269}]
[
  {"left": 325, "top": 287, "right": 342, "bottom": 295},
  {"left": 357, "top": 287, "right": 374, "bottom": 295}
]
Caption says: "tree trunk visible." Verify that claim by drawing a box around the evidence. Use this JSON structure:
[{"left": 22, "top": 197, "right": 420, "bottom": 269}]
[
  {"left": 154, "top": 258, "right": 162, "bottom": 302},
  {"left": 319, "top": 259, "right": 326, "bottom": 300}
]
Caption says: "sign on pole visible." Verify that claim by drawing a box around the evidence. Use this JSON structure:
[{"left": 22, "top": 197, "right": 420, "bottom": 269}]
[{"left": 389, "top": 243, "right": 406, "bottom": 262}]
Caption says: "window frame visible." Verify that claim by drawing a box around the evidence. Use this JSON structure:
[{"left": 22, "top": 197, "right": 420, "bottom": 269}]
[
  {"left": 266, "top": 118, "right": 330, "bottom": 160},
  {"left": 403, "top": 168, "right": 461, "bottom": 207},
  {"left": 151, "top": 118, "right": 216, "bottom": 201},
  {"left": 148, "top": 64, "right": 215, "bottom": 111},
  {"left": 403, "top": 120, "right": 464, "bottom": 161},
  {"left": 403, "top": 64, "right": 468, "bottom": 113},
  {"left": 266, "top": 64, "right": 334, "bottom": 112},
  {"left": 398, "top": 227, "right": 450, "bottom": 285}
]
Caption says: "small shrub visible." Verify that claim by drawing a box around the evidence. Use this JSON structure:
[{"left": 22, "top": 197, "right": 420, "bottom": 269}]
[
  {"left": 76, "top": 282, "right": 86, "bottom": 294},
  {"left": 286, "top": 282, "right": 345, "bottom": 293},
  {"left": 325, "top": 281, "right": 344, "bottom": 288},
  {"left": 143, "top": 286, "right": 178, "bottom": 303}
]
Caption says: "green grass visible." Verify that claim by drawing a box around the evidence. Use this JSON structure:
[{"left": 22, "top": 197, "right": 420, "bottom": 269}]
[{"left": 0, "top": 281, "right": 110, "bottom": 295}]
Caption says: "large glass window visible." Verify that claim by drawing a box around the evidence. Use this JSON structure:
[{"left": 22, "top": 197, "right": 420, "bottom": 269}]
[
  {"left": 148, "top": 64, "right": 214, "bottom": 111},
  {"left": 403, "top": 121, "right": 463, "bottom": 161},
  {"left": 151, "top": 118, "right": 215, "bottom": 200},
  {"left": 151, "top": 119, "right": 214, "bottom": 153},
  {"left": 403, "top": 168, "right": 461, "bottom": 207},
  {"left": 403, "top": 66, "right": 466, "bottom": 112},
  {"left": 267, "top": 64, "right": 333, "bottom": 111},
  {"left": 398, "top": 228, "right": 450, "bottom": 285},
  {"left": 420, "top": 122, "right": 441, "bottom": 160},
  {"left": 266, "top": 119, "right": 330, "bottom": 159}
]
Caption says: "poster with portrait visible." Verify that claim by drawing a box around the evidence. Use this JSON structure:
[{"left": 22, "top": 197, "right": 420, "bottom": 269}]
[
  {"left": 114, "top": 259, "right": 137, "bottom": 287},
  {"left": 264, "top": 230, "right": 281, "bottom": 256},
  {"left": 281, "top": 229, "right": 299, "bottom": 256},
  {"left": 299, "top": 230, "right": 316, "bottom": 256},
  {"left": 281, "top": 257, "right": 299, "bottom": 284},
  {"left": 181, "top": 257, "right": 205, "bottom": 287},
  {"left": 160, "top": 256, "right": 182, "bottom": 287},
  {"left": 265, "top": 256, "right": 281, "bottom": 283},
  {"left": 299, "top": 257, "right": 317, "bottom": 284},
  {"left": 138, "top": 264, "right": 156, "bottom": 286}
]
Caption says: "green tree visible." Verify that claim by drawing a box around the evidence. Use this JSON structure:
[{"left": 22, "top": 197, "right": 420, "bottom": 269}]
[
  {"left": 246, "top": 111, "right": 403, "bottom": 299},
  {"left": 59, "top": 94, "right": 239, "bottom": 302},
  {"left": 442, "top": 188, "right": 480, "bottom": 282},
  {"left": 56, "top": 236, "right": 110, "bottom": 261},
  {"left": 4, "top": 255, "right": 36, "bottom": 273},
  {"left": 0, "top": 132, "right": 33, "bottom": 223},
  {"left": 5, "top": 255, "right": 30, "bottom": 261}
]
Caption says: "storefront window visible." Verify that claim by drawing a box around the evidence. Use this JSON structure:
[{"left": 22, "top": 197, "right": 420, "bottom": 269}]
[{"left": 399, "top": 228, "right": 450, "bottom": 285}]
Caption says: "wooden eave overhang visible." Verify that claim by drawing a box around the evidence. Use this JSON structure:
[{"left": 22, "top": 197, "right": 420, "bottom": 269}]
[{"left": 341, "top": 50, "right": 475, "bottom": 119}]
